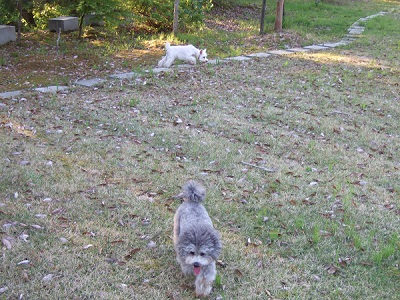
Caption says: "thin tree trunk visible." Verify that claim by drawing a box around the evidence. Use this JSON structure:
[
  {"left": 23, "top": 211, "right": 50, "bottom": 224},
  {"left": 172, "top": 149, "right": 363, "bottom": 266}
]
[
  {"left": 79, "top": 14, "right": 85, "bottom": 39},
  {"left": 17, "top": 1, "right": 22, "bottom": 44},
  {"left": 259, "top": 0, "right": 267, "bottom": 35},
  {"left": 274, "top": 0, "right": 285, "bottom": 32},
  {"left": 173, "top": 0, "right": 180, "bottom": 35}
]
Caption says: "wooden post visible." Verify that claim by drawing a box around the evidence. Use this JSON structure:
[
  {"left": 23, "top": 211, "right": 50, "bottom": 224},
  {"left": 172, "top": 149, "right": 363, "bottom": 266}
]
[
  {"left": 274, "top": 0, "right": 285, "bottom": 32},
  {"left": 173, "top": 0, "right": 180, "bottom": 35},
  {"left": 259, "top": 0, "right": 267, "bottom": 35}
]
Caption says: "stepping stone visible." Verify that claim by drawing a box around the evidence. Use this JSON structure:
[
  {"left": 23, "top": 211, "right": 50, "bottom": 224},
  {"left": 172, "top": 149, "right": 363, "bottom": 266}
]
[
  {"left": 286, "top": 47, "right": 310, "bottom": 52},
  {"left": 109, "top": 72, "right": 140, "bottom": 80},
  {"left": 321, "top": 42, "right": 347, "bottom": 48},
  {"left": 0, "top": 90, "right": 21, "bottom": 99},
  {"left": 338, "top": 39, "right": 352, "bottom": 45},
  {"left": 224, "top": 56, "right": 252, "bottom": 61},
  {"left": 268, "top": 49, "right": 294, "bottom": 55},
  {"left": 177, "top": 64, "right": 196, "bottom": 68},
  {"left": 303, "top": 45, "right": 330, "bottom": 51},
  {"left": 34, "top": 86, "right": 69, "bottom": 93},
  {"left": 75, "top": 78, "right": 106, "bottom": 87},
  {"left": 207, "top": 59, "right": 227, "bottom": 65},
  {"left": 348, "top": 29, "right": 364, "bottom": 35},
  {"left": 152, "top": 67, "right": 173, "bottom": 73},
  {"left": 343, "top": 36, "right": 358, "bottom": 41},
  {"left": 349, "top": 26, "right": 364, "bottom": 30},
  {"left": 0, "top": 25, "right": 16, "bottom": 45},
  {"left": 246, "top": 53, "right": 271, "bottom": 58},
  {"left": 48, "top": 17, "right": 79, "bottom": 32}
]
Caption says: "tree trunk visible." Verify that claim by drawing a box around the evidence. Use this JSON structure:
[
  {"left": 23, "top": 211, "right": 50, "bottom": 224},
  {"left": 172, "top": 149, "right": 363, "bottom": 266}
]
[
  {"left": 79, "top": 14, "right": 85, "bottom": 39},
  {"left": 274, "top": 0, "right": 285, "bottom": 32},
  {"left": 259, "top": 0, "right": 267, "bottom": 35},
  {"left": 17, "top": 1, "right": 22, "bottom": 44},
  {"left": 173, "top": 0, "right": 180, "bottom": 35}
]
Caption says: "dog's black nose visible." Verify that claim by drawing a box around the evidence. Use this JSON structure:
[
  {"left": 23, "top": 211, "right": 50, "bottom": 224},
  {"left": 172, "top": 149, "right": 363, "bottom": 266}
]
[{"left": 193, "top": 262, "right": 200, "bottom": 267}]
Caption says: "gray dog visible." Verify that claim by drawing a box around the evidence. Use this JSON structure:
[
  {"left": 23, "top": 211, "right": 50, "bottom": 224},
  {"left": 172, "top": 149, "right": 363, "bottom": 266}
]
[{"left": 173, "top": 181, "right": 222, "bottom": 297}]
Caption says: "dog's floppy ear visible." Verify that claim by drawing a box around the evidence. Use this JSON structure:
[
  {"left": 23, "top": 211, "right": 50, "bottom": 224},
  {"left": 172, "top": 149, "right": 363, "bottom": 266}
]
[{"left": 210, "top": 229, "right": 222, "bottom": 260}]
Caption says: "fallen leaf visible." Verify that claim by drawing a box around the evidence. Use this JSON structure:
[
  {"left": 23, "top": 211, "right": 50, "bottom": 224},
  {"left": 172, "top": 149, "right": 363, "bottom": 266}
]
[
  {"left": 83, "top": 244, "right": 93, "bottom": 249},
  {"left": 338, "top": 257, "right": 351, "bottom": 267},
  {"left": 2, "top": 238, "right": 12, "bottom": 249},
  {"left": 111, "top": 240, "right": 125, "bottom": 245},
  {"left": 31, "top": 224, "right": 43, "bottom": 229},
  {"left": 19, "top": 233, "right": 29, "bottom": 242},
  {"left": 42, "top": 274, "right": 54, "bottom": 282},
  {"left": 325, "top": 264, "right": 339, "bottom": 275},
  {"left": 125, "top": 248, "right": 141, "bottom": 260},
  {"left": 147, "top": 241, "right": 157, "bottom": 248}
]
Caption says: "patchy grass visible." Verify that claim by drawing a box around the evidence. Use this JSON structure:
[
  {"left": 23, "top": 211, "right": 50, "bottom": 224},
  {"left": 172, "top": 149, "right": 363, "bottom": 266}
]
[
  {"left": 0, "top": 0, "right": 397, "bottom": 93},
  {"left": 1, "top": 4, "right": 400, "bottom": 300}
]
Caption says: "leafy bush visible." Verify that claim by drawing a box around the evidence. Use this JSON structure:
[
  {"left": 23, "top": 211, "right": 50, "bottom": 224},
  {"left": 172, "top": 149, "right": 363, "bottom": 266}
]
[
  {"left": 0, "top": 0, "right": 19, "bottom": 25},
  {"left": 33, "top": 3, "right": 72, "bottom": 30},
  {"left": 128, "top": 0, "right": 213, "bottom": 33}
]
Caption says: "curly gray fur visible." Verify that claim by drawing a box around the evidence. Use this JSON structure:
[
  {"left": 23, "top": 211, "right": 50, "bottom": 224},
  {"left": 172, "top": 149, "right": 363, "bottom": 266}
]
[
  {"left": 173, "top": 181, "right": 221, "bottom": 297},
  {"left": 183, "top": 180, "right": 206, "bottom": 203}
]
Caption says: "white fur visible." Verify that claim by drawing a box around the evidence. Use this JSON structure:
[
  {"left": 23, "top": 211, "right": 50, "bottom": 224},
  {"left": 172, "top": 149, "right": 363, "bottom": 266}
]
[{"left": 158, "top": 42, "right": 208, "bottom": 68}]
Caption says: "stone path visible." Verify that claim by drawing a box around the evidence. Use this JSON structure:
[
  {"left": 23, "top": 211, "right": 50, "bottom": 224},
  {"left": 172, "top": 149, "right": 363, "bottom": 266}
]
[{"left": 0, "top": 11, "right": 389, "bottom": 99}]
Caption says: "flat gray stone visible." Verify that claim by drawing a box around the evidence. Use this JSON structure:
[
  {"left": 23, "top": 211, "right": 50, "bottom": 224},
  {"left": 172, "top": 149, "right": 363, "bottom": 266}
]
[
  {"left": 268, "top": 49, "right": 294, "bottom": 55},
  {"left": 152, "top": 67, "right": 173, "bottom": 73},
  {"left": 109, "top": 72, "right": 140, "bottom": 80},
  {"left": 0, "top": 90, "right": 21, "bottom": 99},
  {"left": 35, "top": 86, "right": 69, "bottom": 93},
  {"left": 0, "top": 25, "right": 16, "bottom": 45},
  {"left": 303, "top": 45, "right": 330, "bottom": 51},
  {"left": 75, "top": 78, "right": 106, "bottom": 87},
  {"left": 320, "top": 42, "right": 347, "bottom": 48},
  {"left": 207, "top": 59, "right": 226, "bottom": 65},
  {"left": 348, "top": 29, "right": 364, "bottom": 35},
  {"left": 177, "top": 64, "right": 196, "bottom": 68},
  {"left": 48, "top": 16, "right": 79, "bottom": 32},
  {"left": 224, "top": 56, "right": 252, "bottom": 61},
  {"left": 246, "top": 53, "right": 272, "bottom": 58},
  {"left": 286, "top": 47, "right": 310, "bottom": 52},
  {"left": 338, "top": 39, "right": 352, "bottom": 45},
  {"left": 349, "top": 26, "right": 364, "bottom": 30}
]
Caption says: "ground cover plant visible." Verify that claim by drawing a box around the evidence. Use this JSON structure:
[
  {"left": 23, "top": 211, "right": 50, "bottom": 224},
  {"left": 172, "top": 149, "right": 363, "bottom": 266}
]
[{"left": 1, "top": 1, "right": 399, "bottom": 299}]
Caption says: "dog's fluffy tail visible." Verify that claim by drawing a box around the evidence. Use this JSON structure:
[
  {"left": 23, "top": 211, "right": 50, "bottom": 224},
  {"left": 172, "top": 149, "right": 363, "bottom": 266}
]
[{"left": 183, "top": 181, "right": 205, "bottom": 203}]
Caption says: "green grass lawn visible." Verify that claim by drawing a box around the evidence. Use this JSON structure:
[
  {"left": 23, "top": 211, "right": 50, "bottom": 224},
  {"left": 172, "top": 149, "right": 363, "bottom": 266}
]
[{"left": 1, "top": 1, "right": 399, "bottom": 299}]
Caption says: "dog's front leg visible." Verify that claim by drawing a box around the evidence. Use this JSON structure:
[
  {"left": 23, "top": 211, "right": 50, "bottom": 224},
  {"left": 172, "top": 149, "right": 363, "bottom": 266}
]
[{"left": 194, "top": 262, "right": 216, "bottom": 297}]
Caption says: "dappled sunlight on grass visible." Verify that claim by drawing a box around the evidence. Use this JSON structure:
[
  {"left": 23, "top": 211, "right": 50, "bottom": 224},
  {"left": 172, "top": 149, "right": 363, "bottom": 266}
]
[
  {"left": 0, "top": 117, "right": 36, "bottom": 138},
  {"left": 300, "top": 51, "right": 390, "bottom": 69},
  {"left": 113, "top": 49, "right": 163, "bottom": 66}
]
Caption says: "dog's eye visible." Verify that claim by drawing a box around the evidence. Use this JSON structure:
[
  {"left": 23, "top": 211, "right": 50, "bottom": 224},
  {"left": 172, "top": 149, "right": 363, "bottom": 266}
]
[
  {"left": 189, "top": 251, "right": 195, "bottom": 255},
  {"left": 200, "top": 252, "right": 205, "bottom": 257}
]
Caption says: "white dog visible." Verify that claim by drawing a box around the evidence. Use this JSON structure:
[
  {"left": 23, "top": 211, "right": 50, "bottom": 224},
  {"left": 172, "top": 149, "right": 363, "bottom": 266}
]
[
  {"left": 173, "top": 181, "right": 221, "bottom": 297},
  {"left": 158, "top": 42, "right": 208, "bottom": 68}
]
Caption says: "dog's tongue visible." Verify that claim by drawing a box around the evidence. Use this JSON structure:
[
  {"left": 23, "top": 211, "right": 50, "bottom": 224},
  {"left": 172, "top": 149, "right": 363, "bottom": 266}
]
[{"left": 193, "top": 266, "right": 201, "bottom": 275}]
